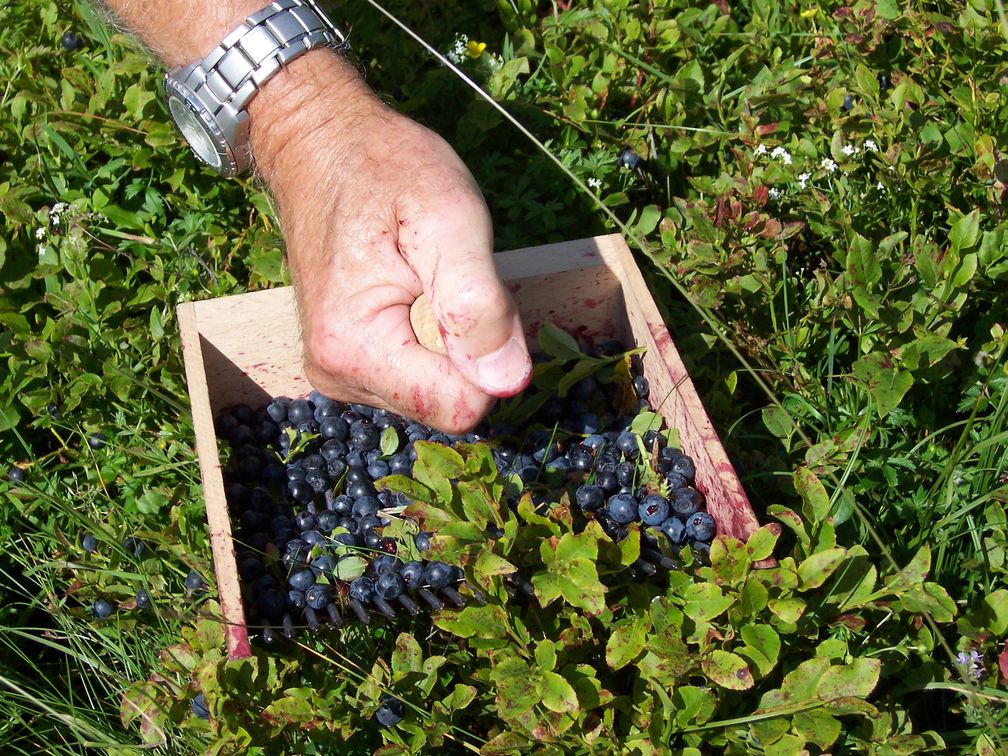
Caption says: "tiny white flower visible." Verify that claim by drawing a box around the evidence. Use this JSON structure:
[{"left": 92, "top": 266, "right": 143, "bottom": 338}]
[
  {"left": 821, "top": 157, "right": 837, "bottom": 173},
  {"left": 37, "top": 243, "right": 46, "bottom": 256},
  {"left": 798, "top": 172, "right": 811, "bottom": 189},
  {"left": 35, "top": 227, "right": 46, "bottom": 240},
  {"left": 864, "top": 139, "right": 878, "bottom": 152},
  {"left": 841, "top": 144, "right": 856, "bottom": 157},
  {"left": 877, "top": 181, "right": 884, "bottom": 190},
  {"left": 587, "top": 177, "right": 602, "bottom": 190},
  {"left": 754, "top": 144, "right": 768, "bottom": 156},
  {"left": 770, "top": 146, "right": 792, "bottom": 164},
  {"left": 768, "top": 187, "right": 781, "bottom": 199}
]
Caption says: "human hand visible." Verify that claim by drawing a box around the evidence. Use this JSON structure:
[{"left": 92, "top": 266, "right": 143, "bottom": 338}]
[{"left": 251, "top": 53, "right": 532, "bottom": 433}]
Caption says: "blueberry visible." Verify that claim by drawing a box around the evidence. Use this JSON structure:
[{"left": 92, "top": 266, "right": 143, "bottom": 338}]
[
  {"left": 375, "top": 572, "right": 405, "bottom": 600},
  {"left": 352, "top": 496, "right": 380, "bottom": 520},
  {"left": 257, "top": 588, "right": 285, "bottom": 619},
  {"left": 286, "top": 589, "right": 306, "bottom": 610},
  {"left": 660, "top": 516, "right": 686, "bottom": 546},
  {"left": 60, "top": 31, "right": 81, "bottom": 51},
  {"left": 367, "top": 460, "right": 390, "bottom": 480},
  {"left": 399, "top": 560, "right": 424, "bottom": 586},
  {"left": 90, "top": 598, "right": 115, "bottom": 619},
  {"left": 287, "top": 400, "right": 314, "bottom": 425},
  {"left": 287, "top": 479, "right": 314, "bottom": 505},
  {"left": 575, "top": 483, "right": 605, "bottom": 512},
  {"left": 616, "top": 431, "right": 639, "bottom": 459},
  {"left": 414, "top": 531, "right": 431, "bottom": 553},
  {"left": 301, "top": 529, "right": 325, "bottom": 547},
  {"left": 123, "top": 536, "right": 146, "bottom": 559},
  {"left": 294, "top": 510, "right": 316, "bottom": 531},
  {"left": 238, "top": 556, "right": 264, "bottom": 582},
  {"left": 388, "top": 453, "right": 412, "bottom": 475},
  {"left": 80, "top": 533, "right": 98, "bottom": 553},
  {"left": 670, "top": 453, "right": 696, "bottom": 482},
  {"left": 87, "top": 432, "right": 106, "bottom": 450},
  {"left": 671, "top": 488, "right": 705, "bottom": 518},
  {"left": 639, "top": 494, "right": 669, "bottom": 526},
  {"left": 315, "top": 510, "right": 339, "bottom": 533},
  {"left": 424, "top": 561, "right": 454, "bottom": 589},
  {"left": 320, "top": 416, "right": 349, "bottom": 441},
  {"left": 7, "top": 466, "right": 26, "bottom": 483},
  {"left": 375, "top": 695, "right": 405, "bottom": 727},
  {"left": 185, "top": 570, "right": 206, "bottom": 593},
  {"left": 842, "top": 94, "right": 854, "bottom": 111},
  {"left": 304, "top": 584, "right": 330, "bottom": 611},
  {"left": 349, "top": 577, "right": 375, "bottom": 603},
  {"left": 371, "top": 554, "right": 397, "bottom": 576},
  {"left": 266, "top": 397, "right": 291, "bottom": 423},
  {"left": 191, "top": 693, "right": 210, "bottom": 720},
  {"left": 607, "top": 493, "right": 638, "bottom": 525},
  {"left": 615, "top": 461, "right": 636, "bottom": 487},
  {"left": 595, "top": 470, "right": 620, "bottom": 496},
  {"left": 618, "top": 147, "right": 642, "bottom": 170},
  {"left": 686, "top": 512, "right": 717, "bottom": 543},
  {"left": 350, "top": 420, "right": 379, "bottom": 451},
  {"left": 135, "top": 589, "right": 151, "bottom": 610}
]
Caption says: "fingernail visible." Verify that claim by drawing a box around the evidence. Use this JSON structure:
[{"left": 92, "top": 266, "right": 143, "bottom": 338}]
[{"left": 476, "top": 337, "right": 532, "bottom": 396}]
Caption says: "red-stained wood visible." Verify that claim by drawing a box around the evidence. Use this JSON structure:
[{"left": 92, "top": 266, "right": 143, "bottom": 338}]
[
  {"left": 177, "top": 302, "right": 252, "bottom": 659},
  {"left": 179, "top": 233, "right": 769, "bottom": 659}
]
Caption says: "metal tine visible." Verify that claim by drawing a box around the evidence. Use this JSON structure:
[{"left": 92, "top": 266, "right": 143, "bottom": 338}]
[
  {"left": 304, "top": 607, "right": 320, "bottom": 631},
  {"left": 373, "top": 596, "right": 397, "bottom": 619},
  {"left": 417, "top": 587, "right": 444, "bottom": 611},
  {"left": 261, "top": 623, "right": 276, "bottom": 644},
  {"left": 326, "top": 603, "right": 343, "bottom": 627},
  {"left": 349, "top": 599, "right": 371, "bottom": 625},
  {"left": 633, "top": 558, "right": 658, "bottom": 577},
  {"left": 440, "top": 586, "right": 466, "bottom": 607},
  {"left": 641, "top": 546, "right": 679, "bottom": 570},
  {"left": 397, "top": 594, "right": 420, "bottom": 616},
  {"left": 462, "top": 581, "right": 487, "bottom": 604}
]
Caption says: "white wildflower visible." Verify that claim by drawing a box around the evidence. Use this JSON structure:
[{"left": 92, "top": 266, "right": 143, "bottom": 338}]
[
  {"left": 587, "top": 177, "right": 602, "bottom": 190},
  {"left": 37, "top": 243, "right": 46, "bottom": 256},
  {"left": 821, "top": 157, "right": 837, "bottom": 173},
  {"left": 754, "top": 144, "right": 768, "bottom": 156},
  {"left": 798, "top": 172, "right": 811, "bottom": 189},
  {"left": 486, "top": 53, "right": 503, "bottom": 73},
  {"left": 49, "top": 202, "right": 67, "bottom": 224},
  {"left": 768, "top": 187, "right": 781, "bottom": 200},
  {"left": 771, "top": 146, "right": 792, "bottom": 165},
  {"left": 841, "top": 144, "right": 857, "bottom": 157},
  {"left": 877, "top": 181, "right": 884, "bottom": 190},
  {"left": 35, "top": 227, "right": 46, "bottom": 240},
  {"left": 864, "top": 139, "right": 878, "bottom": 152},
  {"left": 446, "top": 34, "right": 469, "bottom": 65}
]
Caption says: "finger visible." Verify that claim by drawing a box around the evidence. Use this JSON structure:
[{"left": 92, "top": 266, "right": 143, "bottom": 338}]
[
  {"left": 303, "top": 307, "right": 494, "bottom": 434},
  {"left": 398, "top": 190, "right": 532, "bottom": 398}
]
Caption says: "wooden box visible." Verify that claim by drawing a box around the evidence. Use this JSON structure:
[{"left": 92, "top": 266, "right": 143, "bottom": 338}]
[{"left": 177, "top": 234, "right": 764, "bottom": 659}]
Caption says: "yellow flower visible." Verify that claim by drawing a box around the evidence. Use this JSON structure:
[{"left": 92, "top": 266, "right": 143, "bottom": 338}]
[
  {"left": 466, "top": 40, "right": 487, "bottom": 59},
  {"left": 800, "top": 6, "right": 819, "bottom": 19}
]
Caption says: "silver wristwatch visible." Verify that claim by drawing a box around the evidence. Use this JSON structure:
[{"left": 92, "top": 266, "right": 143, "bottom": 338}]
[{"left": 163, "top": 0, "right": 348, "bottom": 178}]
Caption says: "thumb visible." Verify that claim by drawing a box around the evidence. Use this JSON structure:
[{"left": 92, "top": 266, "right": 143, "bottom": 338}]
[{"left": 404, "top": 197, "right": 531, "bottom": 397}]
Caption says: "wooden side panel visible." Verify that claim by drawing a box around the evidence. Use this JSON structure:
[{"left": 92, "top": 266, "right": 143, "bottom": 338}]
[{"left": 177, "top": 302, "right": 251, "bottom": 659}]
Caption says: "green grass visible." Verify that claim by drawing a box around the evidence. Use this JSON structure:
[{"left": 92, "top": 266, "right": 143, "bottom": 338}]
[{"left": 2, "top": 0, "right": 1008, "bottom": 752}]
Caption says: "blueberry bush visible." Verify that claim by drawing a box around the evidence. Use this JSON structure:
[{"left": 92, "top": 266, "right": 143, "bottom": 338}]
[{"left": 2, "top": 0, "right": 1008, "bottom": 753}]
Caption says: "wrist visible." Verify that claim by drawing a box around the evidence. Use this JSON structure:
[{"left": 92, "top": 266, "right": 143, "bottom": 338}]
[{"left": 248, "top": 49, "right": 381, "bottom": 192}]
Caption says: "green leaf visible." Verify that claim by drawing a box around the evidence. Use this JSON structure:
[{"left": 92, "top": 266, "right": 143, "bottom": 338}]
[
  {"left": 606, "top": 614, "right": 649, "bottom": 669},
  {"left": 885, "top": 546, "right": 931, "bottom": 592},
  {"left": 853, "top": 353, "right": 914, "bottom": 418},
  {"left": 981, "top": 589, "right": 1008, "bottom": 635},
  {"left": 539, "top": 670, "right": 578, "bottom": 713},
  {"left": 739, "top": 624, "right": 781, "bottom": 677},
  {"left": 380, "top": 426, "right": 400, "bottom": 457},
  {"left": 537, "top": 322, "right": 583, "bottom": 361},
  {"left": 392, "top": 632, "right": 422, "bottom": 678},
  {"left": 762, "top": 405, "right": 795, "bottom": 450},
  {"left": 949, "top": 209, "right": 981, "bottom": 251},
  {"left": 793, "top": 467, "right": 830, "bottom": 524},
  {"left": 876, "top": 0, "right": 900, "bottom": 19},
  {"left": 534, "top": 640, "right": 556, "bottom": 672},
  {"left": 816, "top": 658, "right": 881, "bottom": 700},
  {"left": 474, "top": 551, "right": 516, "bottom": 579},
  {"left": 412, "top": 441, "right": 464, "bottom": 504},
  {"left": 683, "top": 582, "right": 734, "bottom": 623},
  {"left": 745, "top": 525, "right": 780, "bottom": 562},
  {"left": 797, "top": 547, "right": 847, "bottom": 589},
  {"left": 701, "top": 650, "right": 753, "bottom": 690},
  {"left": 767, "top": 597, "right": 806, "bottom": 625},
  {"left": 434, "top": 604, "right": 509, "bottom": 640},
  {"left": 489, "top": 658, "right": 538, "bottom": 720}
]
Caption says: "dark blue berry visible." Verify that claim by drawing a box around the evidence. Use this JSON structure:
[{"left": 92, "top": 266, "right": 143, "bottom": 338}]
[
  {"left": 191, "top": 693, "right": 210, "bottom": 720},
  {"left": 7, "top": 466, "right": 26, "bottom": 483},
  {"left": 80, "top": 533, "right": 97, "bottom": 553},
  {"left": 618, "top": 147, "right": 642, "bottom": 170},
  {"left": 639, "top": 494, "right": 669, "bottom": 526},
  {"left": 91, "top": 598, "right": 115, "bottom": 619},
  {"left": 607, "top": 493, "right": 638, "bottom": 525},
  {"left": 375, "top": 695, "right": 405, "bottom": 727},
  {"left": 575, "top": 484, "right": 605, "bottom": 512},
  {"left": 686, "top": 512, "right": 717, "bottom": 543},
  {"left": 135, "top": 589, "right": 151, "bottom": 610},
  {"left": 185, "top": 570, "right": 206, "bottom": 593}
]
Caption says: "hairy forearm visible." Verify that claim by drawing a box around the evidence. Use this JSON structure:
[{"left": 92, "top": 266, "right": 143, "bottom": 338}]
[{"left": 100, "top": 0, "right": 378, "bottom": 185}]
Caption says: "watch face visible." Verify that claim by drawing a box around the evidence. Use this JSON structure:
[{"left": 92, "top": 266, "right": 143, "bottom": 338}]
[{"left": 167, "top": 94, "right": 223, "bottom": 170}]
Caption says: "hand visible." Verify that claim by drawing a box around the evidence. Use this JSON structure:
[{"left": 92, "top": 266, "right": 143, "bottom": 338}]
[{"left": 251, "top": 53, "right": 532, "bottom": 433}]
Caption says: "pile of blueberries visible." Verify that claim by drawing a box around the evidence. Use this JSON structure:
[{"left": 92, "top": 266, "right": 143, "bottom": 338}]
[{"left": 215, "top": 343, "right": 719, "bottom": 646}]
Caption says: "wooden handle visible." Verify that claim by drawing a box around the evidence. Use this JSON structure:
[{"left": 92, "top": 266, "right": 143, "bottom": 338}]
[{"left": 409, "top": 294, "right": 447, "bottom": 355}]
